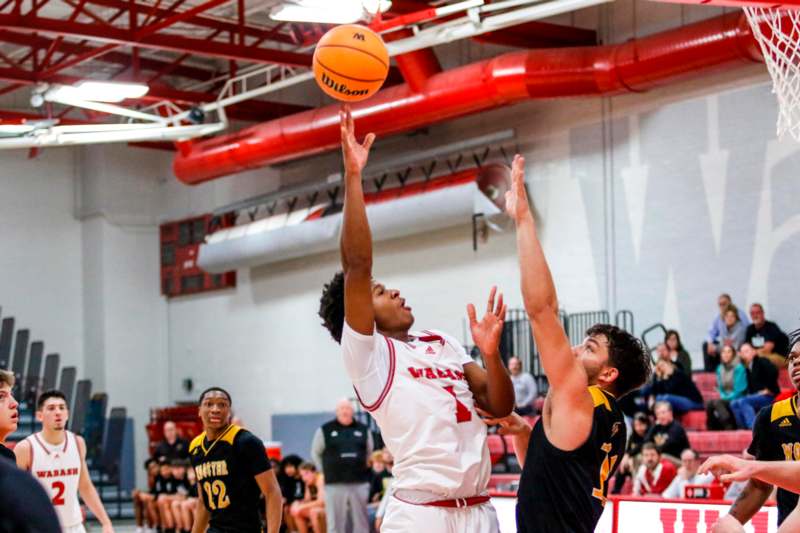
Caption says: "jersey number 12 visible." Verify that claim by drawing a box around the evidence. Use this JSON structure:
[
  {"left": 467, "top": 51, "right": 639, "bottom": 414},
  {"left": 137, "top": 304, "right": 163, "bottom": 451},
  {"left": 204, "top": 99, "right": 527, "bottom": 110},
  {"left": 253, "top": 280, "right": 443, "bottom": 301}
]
[{"left": 203, "top": 480, "right": 231, "bottom": 510}]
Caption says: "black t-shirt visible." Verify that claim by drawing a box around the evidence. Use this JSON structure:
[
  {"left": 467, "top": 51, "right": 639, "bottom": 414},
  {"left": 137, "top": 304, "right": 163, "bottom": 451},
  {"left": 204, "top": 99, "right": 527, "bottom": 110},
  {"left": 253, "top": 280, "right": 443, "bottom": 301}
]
[
  {"left": 0, "top": 456, "right": 61, "bottom": 533},
  {"left": 645, "top": 421, "right": 690, "bottom": 459},
  {"left": 747, "top": 396, "right": 800, "bottom": 525},
  {"left": 277, "top": 473, "right": 304, "bottom": 505},
  {"left": 517, "top": 387, "right": 626, "bottom": 533},
  {"left": 154, "top": 438, "right": 190, "bottom": 461},
  {"left": 369, "top": 470, "right": 392, "bottom": 502},
  {"left": 746, "top": 321, "right": 790, "bottom": 357},
  {"left": 151, "top": 474, "right": 174, "bottom": 495},
  {"left": 189, "top": 425, "right": 271, "bottom": 533},
  {"left": 0, "top": 444, "right": 15, "bottom": 462}
]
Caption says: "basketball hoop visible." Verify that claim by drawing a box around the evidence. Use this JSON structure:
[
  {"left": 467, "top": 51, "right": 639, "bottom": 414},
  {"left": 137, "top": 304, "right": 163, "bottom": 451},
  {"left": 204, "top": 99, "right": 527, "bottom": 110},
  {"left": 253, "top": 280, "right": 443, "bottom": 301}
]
[{"left": 743, "top": 6, "right": 800, "bottom": 141}]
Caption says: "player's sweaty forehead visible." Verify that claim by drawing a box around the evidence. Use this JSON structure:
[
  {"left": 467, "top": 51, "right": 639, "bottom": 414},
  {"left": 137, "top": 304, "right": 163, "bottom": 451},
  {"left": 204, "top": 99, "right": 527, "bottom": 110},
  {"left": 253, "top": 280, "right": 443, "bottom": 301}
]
[{"left": 201, "top": 391, "right": 231, "bottom": 407}]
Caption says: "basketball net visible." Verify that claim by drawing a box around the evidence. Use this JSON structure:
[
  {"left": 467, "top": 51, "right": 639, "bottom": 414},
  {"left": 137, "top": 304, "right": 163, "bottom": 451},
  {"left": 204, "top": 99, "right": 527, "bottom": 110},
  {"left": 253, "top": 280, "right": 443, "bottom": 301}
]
[{"left": 743, "top": 7, "right": 800, "bottom": 141}]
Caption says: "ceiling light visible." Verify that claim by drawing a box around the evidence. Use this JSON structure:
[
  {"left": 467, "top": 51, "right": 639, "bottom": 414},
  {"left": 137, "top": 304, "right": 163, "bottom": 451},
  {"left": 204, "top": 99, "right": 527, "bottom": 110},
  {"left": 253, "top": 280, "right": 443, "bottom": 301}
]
[
  {"left": 45, "top": 81, "right": 150, "bottom": 103},
  {"left": 270, "top": 0, "right": 391, "bottom": 24}
]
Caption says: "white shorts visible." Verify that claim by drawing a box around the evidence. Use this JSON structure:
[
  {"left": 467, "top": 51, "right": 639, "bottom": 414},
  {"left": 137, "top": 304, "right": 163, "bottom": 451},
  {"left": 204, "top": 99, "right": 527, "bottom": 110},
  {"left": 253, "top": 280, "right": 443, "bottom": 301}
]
[
  {"left": 380, "top": 497, "right": 499, "bottom": 533},
  {"left": 63, "top": 524, "right": 86, "bottom": 533}
]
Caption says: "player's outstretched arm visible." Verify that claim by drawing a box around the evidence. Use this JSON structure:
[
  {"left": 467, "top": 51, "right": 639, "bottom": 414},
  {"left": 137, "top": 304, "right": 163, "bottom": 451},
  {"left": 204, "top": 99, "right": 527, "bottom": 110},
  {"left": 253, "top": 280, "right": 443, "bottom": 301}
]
[
  {"left": 340, "top": 104, "right": 377, "bottom": 336},
  {"left": 190, "top": 489, "right": 210, "bottom": 533},
  {"left": 76, "top": 436, "right": 114, "bottom": 533},
  {"left": 464, "top": 287, "right": 514, "bottom": 417},
  {"left": 506, "top": 155, "right": 592, "bottom": 449},
  {"left": 722, "top": 479, "right": 772, "bottom": 528},
  {"left": 700, "top": 454, "right": 800, "bottom": 494},
  {"left": 255, "top": 469, "right": 283, "bottom": 533}
]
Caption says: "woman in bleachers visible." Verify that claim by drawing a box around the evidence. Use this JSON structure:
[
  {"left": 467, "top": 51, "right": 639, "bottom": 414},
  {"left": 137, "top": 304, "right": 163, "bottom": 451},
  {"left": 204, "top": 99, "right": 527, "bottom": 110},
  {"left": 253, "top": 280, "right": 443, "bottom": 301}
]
[
  {"left": 647, "top": 359, "right": 704, "bottom": 414},
  {"left": 289, "top": 463, "right": 326, "bottom": 533},
  {"left": 716, "top": 305, "right": 747, "bottom": 351},
  {"left": 706, "top": 345, "right": 747, "bottom": 430},
  {"left": 611, "top": 412, "right": 651, "bottom": 495},
  {"left": 665, "top": 329, "right": 692, "bottom": 374}
]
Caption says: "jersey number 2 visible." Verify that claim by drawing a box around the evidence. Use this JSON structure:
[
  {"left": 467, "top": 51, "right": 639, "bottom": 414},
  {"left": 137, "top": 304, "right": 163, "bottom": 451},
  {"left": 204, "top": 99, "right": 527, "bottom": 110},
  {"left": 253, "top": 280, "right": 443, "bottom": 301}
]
[
  {"left": 51, "top": 481, "right": 66, "bottom": 506},
  {"left": 202, "top": 480, "right": 230, "bottom": 510},
  {"left": 443, "top": 385, "right": 472, "bottom": 423}
]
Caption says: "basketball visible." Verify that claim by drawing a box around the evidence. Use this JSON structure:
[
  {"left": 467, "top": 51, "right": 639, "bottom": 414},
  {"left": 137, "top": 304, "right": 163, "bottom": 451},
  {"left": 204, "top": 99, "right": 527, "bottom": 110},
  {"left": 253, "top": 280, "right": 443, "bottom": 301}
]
[{"left": 312, "top": 24, "right": 389, "bottom": 102}]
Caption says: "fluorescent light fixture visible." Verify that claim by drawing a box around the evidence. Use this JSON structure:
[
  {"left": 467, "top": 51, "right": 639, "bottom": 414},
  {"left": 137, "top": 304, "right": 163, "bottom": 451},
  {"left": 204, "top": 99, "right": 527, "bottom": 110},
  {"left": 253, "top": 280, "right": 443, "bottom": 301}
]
[
  {"left": 270, "top": 0, "right": 391, "bottom": 24},
  {"left": 46, "top": 81, "right": 149, "bottom": 103}
]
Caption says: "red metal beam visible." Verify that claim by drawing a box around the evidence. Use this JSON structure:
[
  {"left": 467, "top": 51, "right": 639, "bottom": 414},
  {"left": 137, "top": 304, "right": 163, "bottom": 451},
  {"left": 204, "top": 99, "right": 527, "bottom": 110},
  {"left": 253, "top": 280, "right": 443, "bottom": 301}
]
[
  {"left": 0, "top": 30, "right": 216, "bottom": 81},
  {"left": 135, "top": 0, "right": 234, "bottom": 38},
  {"left": 77, "top": 0, "right": 295, "bottom": 44},
  {"left": 0, "top": 14, "right": 312, "bottom": 66}
]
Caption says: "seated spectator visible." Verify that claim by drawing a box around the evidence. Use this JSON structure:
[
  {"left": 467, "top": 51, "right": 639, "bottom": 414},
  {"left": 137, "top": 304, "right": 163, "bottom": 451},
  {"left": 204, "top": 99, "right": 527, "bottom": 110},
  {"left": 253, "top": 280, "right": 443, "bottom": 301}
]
[
  {"left": 706, "top": 345, "right": 747, "bottom": 430},
  {"left": 368, "top": 450, "right": 393, "bottom": 532},
  {"left": 633, "top": 443, "right": 677, "bottom": 496},
  {"left": 290, "top": 463, "right": 326, "bottom": 533},
  {"left": 704, "top": 293, "right": 749, "bottom": 371},
  {"left": 731, "top": 342, "right": 780, "bottom": 429},
  {"left": 746, "top": 303, "right": 790, "bottom": 368},
  {"left": 509, "top": 356, "right": 538, "bottom": 416},
  {"left": 646, "top": 359, "right": 704, "bottom": 414},
  {"left": 612, "top": 412, "right": 651, "bottom": 495},
  {"left": 147, "top": 459, "right": 174, "bottom": 531},
  {"left": 645, "top": 401, "right": 690, "bottom": 464},
  {"left": 719, "top": 305, "right": 748, "bottom": 350},
  {"left": 665, "top": 330, "right": 692, "bottom": 374},
  {"left": 134, "top": 459, "right": 160, "bottom": 533},
  {"left": 171, "top": 464, "right": 198, "bottom": 533},
  {"left": 154, "top": 420, "right": 189, "bottom": 461},
  {"left": 661, "top": 448, "right": 714, "bottom": 499},
  {"left": 158, "top": 459, "right": 191, "bottom": 533},
  {"left": 278, "top": 454, "right": 305, "bottom": 531}
]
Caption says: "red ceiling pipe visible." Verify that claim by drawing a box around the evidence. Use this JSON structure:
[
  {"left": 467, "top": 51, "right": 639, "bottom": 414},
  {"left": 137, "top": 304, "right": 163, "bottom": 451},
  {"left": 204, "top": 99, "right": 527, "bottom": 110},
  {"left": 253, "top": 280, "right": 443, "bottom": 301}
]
[
  {"left": 174, "top": 12, "right": 762, "bottom": 185},
  {"left": 389, "top": 29, "right": 443, "bottom": 92}
]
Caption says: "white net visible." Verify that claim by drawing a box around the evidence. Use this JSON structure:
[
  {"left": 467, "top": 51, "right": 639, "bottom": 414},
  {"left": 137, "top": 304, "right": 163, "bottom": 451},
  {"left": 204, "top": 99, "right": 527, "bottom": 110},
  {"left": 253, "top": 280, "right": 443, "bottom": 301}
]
[{"left": 743, "top": 7, "right": 800, "bottom": 141}]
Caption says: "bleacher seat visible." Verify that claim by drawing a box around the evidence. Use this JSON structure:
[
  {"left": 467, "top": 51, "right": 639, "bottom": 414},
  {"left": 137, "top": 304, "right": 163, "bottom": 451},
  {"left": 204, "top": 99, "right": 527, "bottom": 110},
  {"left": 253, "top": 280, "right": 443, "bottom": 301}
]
[
  {"left": 688, "top": 430, "right": 751, "bottom": 459},
  {"left": 679, "top": 410, "right": 707, "bottom": 431},
  {"left": 692, "top": 372, "right": 720, "bottom": 402}
]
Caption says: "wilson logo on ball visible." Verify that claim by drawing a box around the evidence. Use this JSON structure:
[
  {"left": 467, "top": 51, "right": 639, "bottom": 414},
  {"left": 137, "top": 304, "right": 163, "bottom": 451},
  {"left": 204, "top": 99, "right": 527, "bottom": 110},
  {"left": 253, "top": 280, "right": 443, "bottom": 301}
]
[{"left": 321, "top": 72, "right": 369, "bottom": 97}]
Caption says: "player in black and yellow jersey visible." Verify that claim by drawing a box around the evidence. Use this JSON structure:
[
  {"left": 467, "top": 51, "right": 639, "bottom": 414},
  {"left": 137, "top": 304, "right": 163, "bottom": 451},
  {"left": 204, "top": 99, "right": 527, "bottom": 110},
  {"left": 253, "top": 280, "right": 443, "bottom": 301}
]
[
  {"left": 483, "top": 155, "right": 652, "bottom": 533},
  {"left": 189, "top": 387, "right": 282, "bottom": 533},
  {"left": 703, "top": 331, "right": 800, "bottom": 533}
]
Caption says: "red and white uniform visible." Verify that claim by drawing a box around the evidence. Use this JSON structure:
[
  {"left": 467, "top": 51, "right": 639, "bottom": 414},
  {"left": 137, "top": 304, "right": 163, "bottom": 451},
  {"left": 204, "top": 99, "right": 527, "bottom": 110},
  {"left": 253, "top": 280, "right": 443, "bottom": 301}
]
[
  {"left": 342, "top": 323, "right": 498, "bottom": 532},
  {"left": 26, "top": 431, "right": 85, "bottom": 533}
]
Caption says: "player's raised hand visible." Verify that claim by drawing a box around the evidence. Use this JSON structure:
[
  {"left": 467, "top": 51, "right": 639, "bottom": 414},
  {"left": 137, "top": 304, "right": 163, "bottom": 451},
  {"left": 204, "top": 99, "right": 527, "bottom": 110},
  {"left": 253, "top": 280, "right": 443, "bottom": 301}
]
[
  {"left": 467, "top": 286, "right": 507, "bottom": 358},
  {"left": 504, "top": 154, "right": 531, "bottom": 224},
  {"left": 698, "top": 454, "right": 756, "bottom": 483},
  {"left": 340, "top": 104, "right": 375, "bottom": 177},
  {"left": 477, "top": 408, "right": 532, "bottom": 436}
]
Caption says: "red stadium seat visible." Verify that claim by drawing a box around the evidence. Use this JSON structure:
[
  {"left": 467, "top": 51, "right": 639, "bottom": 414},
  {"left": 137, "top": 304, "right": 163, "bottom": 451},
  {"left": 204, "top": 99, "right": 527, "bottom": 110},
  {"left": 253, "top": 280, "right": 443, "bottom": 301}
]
[
  {"left": 679, "top": 410, "right": 707, "bottom": 431},
  {"left": 688, "top": 430, "right": 751, "bottom": 458},
  {"left": 692, "top": 372, "right": 720, "bottom": 401}
]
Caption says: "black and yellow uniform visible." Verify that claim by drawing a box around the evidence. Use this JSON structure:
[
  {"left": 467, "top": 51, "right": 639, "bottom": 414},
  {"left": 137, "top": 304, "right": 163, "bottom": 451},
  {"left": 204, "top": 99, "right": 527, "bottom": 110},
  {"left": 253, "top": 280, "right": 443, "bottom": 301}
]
[
  {"left": 517, "top": 386, "right": 627, "bottom": 533},
  {"left": 748, "top": 395, "right": 800, "bottom": 525},
  {"left": 189, "top": 425, "right": 271, "bottom": 533}
]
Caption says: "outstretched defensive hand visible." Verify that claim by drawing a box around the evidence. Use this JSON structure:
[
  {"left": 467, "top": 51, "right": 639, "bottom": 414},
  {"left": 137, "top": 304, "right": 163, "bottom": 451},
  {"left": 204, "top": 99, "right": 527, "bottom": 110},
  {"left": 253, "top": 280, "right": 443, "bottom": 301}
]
[
  {"left": 504, "top": 154, "right": 531, "bottom": 224},
  {"left": 477, "top": 408, "right": 532, "bottom": 436},
  {"left": 698, "top": 454, "right": 757, "bottom": 483},
  {"left": 340, "top": 104, "right": 375, "bottom": 177},
  {"left": 467, "top": 286, "right": 507, "bottom": 358}
]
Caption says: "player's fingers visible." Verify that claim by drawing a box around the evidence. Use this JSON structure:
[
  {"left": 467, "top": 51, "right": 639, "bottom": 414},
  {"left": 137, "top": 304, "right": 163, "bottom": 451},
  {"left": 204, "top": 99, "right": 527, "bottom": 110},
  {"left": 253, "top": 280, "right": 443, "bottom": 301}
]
[
  {"left": 499, "top": 303, "right": 507, "bottom": 322},
  {"left": 487, "top": 285, "right": 497, "bottom": 314},
  {"left": 363, "top": 132, "right": 376, "bottom": 152},
  {"left": 347, "top": 105, "right": 354, "bottom": 132},
  {"left": 495, "top": 292, "right": 504, "bottom": 316},
  {"left": 467, "top": 303, "right": 477, "bottom": 325},
  {"left": 719, "top": 473, "right": 741, "bottom": 484}
]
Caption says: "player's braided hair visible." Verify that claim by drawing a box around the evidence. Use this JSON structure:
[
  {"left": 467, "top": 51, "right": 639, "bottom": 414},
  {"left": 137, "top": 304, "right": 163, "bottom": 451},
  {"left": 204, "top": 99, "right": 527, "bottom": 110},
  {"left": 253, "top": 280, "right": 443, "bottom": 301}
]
[
  {"left": 319, "top": 271, "right": 346, "bottom": 344},
  {"left": 586, "top": 324, "right": 652, "bottom": 398},
  {"left": 790, "top": 327, "right": 800, "bottom": 350}
]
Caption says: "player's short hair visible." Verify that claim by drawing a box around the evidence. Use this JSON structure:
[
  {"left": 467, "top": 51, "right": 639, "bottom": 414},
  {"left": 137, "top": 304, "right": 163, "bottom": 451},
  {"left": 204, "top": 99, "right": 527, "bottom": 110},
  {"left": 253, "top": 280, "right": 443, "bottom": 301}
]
[
  {"left": 299, "top": 462, "right": 317, "bottom": 472},
  {"left": 641, "top": 442, "right": 659, "bottom": 454},
  {"left": 586, "top": 324, "right": 651, "bottom": 398},
  {"left": 0, "top": 369, "right": 13, "bottom": 389},
  {"left": 36, "top": 390, "right": 67, "bottom": 411},
  {"left": 199, "top": 386, "right": 232, "bottom": 405},
  {"left": 319, "top": 271, "right": 346, "bottom": 343}
]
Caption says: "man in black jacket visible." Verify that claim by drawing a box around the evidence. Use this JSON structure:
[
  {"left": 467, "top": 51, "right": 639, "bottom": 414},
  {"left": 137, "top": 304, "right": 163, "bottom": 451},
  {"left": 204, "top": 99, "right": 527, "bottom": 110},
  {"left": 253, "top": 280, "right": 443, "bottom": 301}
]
[
  {"left": 644, "top": 401, "right": 690, "bottom": 464},
  {"left": 311, "top": 399, "right": 373, "bottom": 533},
  {"left": 746, "top": 303, "right": 790, "bottom": 368},
  {"left": 731, "top": 342, "right": 780, "bottom": 429}
]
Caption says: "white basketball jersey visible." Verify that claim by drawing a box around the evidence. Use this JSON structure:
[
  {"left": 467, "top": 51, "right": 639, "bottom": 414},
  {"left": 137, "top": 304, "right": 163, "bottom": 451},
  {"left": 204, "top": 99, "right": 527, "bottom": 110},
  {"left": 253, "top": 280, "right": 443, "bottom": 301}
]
[
  {"left": 356, "top": 329, "right": 491, "bottom": 500},
  {"left": 27, "top": 431, "right": 83, "bottom": 528}
]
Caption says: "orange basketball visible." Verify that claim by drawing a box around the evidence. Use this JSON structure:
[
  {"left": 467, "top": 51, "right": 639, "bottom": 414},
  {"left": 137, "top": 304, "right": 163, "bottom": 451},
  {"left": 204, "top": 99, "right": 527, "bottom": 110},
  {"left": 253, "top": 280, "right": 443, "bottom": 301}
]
[{"left": 313, "top": 24, "right": 389, "bottom": 102}]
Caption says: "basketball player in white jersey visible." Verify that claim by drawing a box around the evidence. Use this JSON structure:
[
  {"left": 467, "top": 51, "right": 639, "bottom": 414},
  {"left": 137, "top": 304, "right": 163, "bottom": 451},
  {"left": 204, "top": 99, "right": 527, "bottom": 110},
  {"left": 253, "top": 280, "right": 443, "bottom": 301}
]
[
  {"left": 14, "top": 390, "right": 114, "bottom": 533},
  {"left": 318, "top": 106, "right": 515, "bottom": 532}
]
